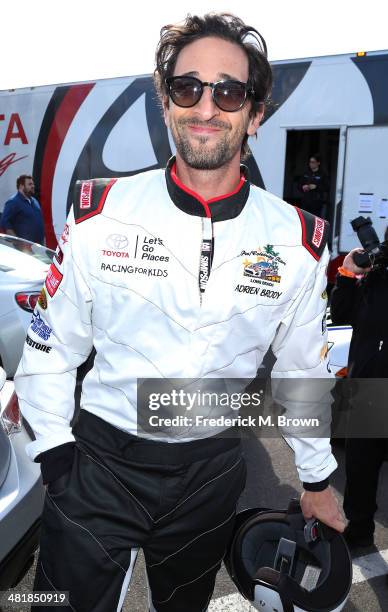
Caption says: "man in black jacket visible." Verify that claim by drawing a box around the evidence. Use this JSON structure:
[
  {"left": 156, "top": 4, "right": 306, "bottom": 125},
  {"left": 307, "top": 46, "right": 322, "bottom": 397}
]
[
  {"left": 298, "top": 154, "right": 329, "bottom": 218},
  {"left": 330, "top": 247, "right": 388, "bottom": 547}
]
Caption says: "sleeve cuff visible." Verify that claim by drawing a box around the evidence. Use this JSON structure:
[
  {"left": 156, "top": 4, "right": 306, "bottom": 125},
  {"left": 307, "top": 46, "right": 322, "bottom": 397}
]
[
  {"left": 335, "top": 273, "right": 357, "bottom": 286},
  {"left": 302, "top": 478, "right": 329, "bottom": 492},
  {"left": 35, "top": 442, "right": 76, "bottom": 485},
  {"left": 337, "top": 266, "right": 356, "bottom": 278}
]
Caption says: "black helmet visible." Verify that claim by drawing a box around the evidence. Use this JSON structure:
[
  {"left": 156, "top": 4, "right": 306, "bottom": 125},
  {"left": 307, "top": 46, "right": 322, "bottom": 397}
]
[{"left": 225, "top": 499, "right": 352, "bottom": 612}]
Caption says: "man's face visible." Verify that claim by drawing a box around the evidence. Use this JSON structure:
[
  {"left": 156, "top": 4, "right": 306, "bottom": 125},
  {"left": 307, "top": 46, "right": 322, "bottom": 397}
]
[
  {"left": 309, "top": 158, "right": 320, "bottom": 172},
  {"left": 21, "top": 178, "right": 35, "bottom": 197},
  {"left": 163, "top": 36, "right": 263, "bottom": 170}
]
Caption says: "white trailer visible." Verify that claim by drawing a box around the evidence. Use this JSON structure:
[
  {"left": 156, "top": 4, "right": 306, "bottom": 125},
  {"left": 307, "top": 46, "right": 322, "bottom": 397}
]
[{"left": 1, "top": 49, "right": 387, "bottom": 259}]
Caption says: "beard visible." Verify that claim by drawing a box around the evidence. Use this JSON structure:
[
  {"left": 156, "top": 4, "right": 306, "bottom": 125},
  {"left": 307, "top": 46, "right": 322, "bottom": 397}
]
[
  {"left": 23, "top": 186, "right": 35, "bottom": 197},
  {"left": 170, "top": 117, "right": 247, "bottom": 170}
]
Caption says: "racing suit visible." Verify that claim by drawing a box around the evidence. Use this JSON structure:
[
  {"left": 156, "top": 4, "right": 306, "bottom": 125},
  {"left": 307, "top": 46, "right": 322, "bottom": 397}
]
[{"left": 15, "top": 158, "right": 337, "bottom": 611}]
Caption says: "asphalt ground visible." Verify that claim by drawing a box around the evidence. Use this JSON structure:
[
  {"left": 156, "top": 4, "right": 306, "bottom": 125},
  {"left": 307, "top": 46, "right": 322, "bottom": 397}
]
[{"left": 3, "top": 435, "right": 388, "bottom": 611}]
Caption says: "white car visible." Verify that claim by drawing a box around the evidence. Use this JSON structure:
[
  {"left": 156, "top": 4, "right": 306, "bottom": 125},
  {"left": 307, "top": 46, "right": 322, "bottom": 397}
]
[
  {"left": 327, "top": 325, "right": 352, "bottom": 377},
  {"left": 326, "top": 308, "right": 352, "bottom": 377},
  {"left": 0, "top": 367, "right": 44, "bottom": 589},
  {"left": 0, "top": 234, "right": 54, "bottom": 377}
]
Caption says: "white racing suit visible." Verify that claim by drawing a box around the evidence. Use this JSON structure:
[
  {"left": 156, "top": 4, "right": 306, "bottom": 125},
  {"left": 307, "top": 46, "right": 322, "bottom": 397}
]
[{"left": 14, "top": 158, "right": 337, "bottom": 611}]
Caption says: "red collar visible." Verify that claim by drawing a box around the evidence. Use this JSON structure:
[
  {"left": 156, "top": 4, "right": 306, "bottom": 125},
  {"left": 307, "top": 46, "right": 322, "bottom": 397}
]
[{"left": 166, "top": 158, "right": 249, "bottom": 221}]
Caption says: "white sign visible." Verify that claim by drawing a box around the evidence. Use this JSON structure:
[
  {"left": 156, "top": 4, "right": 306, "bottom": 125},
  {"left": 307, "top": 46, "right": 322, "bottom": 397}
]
[
  {"left": 358, "top": 193, "right": 374, "bottom": 214},
  {"left": 378, "top": 198, "right": 388, "bottom": 218}
]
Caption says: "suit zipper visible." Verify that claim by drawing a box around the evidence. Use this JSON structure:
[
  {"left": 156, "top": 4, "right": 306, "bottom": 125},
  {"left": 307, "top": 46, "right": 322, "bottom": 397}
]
[{"left": 198, "top": 217, "right": 214, "bottom": 306}]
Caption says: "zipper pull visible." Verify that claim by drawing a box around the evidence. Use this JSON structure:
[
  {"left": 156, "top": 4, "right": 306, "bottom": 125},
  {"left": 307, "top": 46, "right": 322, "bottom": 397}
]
[
  {"left": 198, "top": 218, "right": 213, "bottom": 297},
  {"left": 379, "top": 340, "right": 383, "bottom": 351}
]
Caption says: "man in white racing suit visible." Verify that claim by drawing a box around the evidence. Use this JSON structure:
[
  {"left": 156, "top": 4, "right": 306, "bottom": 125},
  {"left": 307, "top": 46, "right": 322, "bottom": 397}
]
[{"left": 14, "top": 12, "right": 344, "bottom": 612}]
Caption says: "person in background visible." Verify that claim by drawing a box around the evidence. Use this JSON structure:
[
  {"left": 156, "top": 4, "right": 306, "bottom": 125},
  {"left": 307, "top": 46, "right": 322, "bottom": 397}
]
[
  {"left": 330, "top": 242, "right": 388, "bottom": 548},
  {"left": 298, "top": 153, "right": 329, "bottom": 218},
  {"left": 2, "top": 174, "right": 45, "bottom": 244}
]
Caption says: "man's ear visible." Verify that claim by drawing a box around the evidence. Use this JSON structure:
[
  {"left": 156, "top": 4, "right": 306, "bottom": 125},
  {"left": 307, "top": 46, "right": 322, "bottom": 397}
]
[
  {"left": 162, "top": 95, "right": 170, "bottom": 128},
  {"left": 247, "top": 103, "right": 264, "bottom": 137}
]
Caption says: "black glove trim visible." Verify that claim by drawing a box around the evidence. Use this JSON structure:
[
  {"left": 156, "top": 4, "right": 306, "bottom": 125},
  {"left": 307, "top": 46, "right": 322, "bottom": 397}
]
[
  {"left": 35, "top": 442, "right": 75, "bottom": 485},
  {"left": 302, "top": 478, "right": 329, "bottom": 492}
]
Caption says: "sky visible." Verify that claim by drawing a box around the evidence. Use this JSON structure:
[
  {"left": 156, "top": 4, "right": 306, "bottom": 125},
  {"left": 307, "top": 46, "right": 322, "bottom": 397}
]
[{"left": 1, "top": 0, "right": 387, "bottom": 90}]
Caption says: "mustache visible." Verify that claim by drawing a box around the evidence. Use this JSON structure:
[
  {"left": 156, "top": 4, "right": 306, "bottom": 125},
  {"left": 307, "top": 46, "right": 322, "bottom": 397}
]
[{"left": 177, "top": 117, "right": 231, "bottom": 130}]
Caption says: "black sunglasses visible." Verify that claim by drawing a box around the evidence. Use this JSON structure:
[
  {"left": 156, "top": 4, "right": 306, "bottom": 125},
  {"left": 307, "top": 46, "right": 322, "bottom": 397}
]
[{"left": 165, "top": 76, "right": 256, "bottom": 112}]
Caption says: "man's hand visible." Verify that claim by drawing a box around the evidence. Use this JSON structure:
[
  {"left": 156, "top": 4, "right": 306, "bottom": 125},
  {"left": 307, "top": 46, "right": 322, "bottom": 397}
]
[
  {"left": 343, "top": 248, "right": 371, "bottom": 275},
  {"left": 308, "top": 183, "right": 317, "bottom": 190},
  {"left": 300, "top": 487, "right": 345, "bottom": 532}
]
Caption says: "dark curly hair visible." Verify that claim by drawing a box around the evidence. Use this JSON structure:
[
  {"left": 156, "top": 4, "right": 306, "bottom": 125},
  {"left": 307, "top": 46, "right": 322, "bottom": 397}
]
[
  {"left": 16, "top": 174, "right": 33, "bottom": 189},
  {"left": 154, "top": 13, "right": 272, "bottom": 158}
]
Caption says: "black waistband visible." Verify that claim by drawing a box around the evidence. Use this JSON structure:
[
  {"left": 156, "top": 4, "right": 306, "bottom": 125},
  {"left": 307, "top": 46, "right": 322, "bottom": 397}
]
[{"left": 73, "top": 409, "right": 241, "bottom": 464}]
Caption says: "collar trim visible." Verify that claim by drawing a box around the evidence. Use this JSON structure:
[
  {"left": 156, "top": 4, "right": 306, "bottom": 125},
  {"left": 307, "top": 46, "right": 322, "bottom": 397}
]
[
  {"left": 165, "top": 157, "right": 250, "bottom": 222},
  {"left": 207, "top": 175, "right": 246, "bottom": 204},
  {"left": 170, "top": 162, "right": 211, "bottom": 218}
]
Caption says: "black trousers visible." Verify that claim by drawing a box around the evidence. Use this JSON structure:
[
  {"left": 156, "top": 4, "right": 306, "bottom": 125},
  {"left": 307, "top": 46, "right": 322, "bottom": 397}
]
[
  {"left": 344, "top": 437, "right": 387, "bottom": 533},
  {"left": 33, "top": 411, "right": 246, "bottom": 612}
]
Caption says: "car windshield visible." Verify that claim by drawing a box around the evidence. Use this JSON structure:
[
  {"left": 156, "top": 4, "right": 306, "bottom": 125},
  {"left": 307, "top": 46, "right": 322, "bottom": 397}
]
[{"left": 0, "top": 235, "right": 54, "bottom": 265}]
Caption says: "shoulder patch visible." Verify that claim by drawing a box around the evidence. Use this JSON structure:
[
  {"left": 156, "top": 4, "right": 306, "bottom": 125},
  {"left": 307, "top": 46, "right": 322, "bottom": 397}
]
[
  {"left": 294, "top": 207, "right": 329, "bottom": 261},
  {"left": 73, "top": 178, "right": 117, "bottom": 224}
]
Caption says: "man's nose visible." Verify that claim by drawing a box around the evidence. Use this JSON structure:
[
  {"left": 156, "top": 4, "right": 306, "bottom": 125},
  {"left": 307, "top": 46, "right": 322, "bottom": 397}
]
[{"left": 193, "top": 85, "right": 219, "bottom": 120}]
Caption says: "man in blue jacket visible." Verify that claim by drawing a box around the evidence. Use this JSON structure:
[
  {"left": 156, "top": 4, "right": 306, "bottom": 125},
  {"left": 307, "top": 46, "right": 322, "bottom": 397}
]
[{"left": 2, "top": 174, "right": 45, "bottom": 244}]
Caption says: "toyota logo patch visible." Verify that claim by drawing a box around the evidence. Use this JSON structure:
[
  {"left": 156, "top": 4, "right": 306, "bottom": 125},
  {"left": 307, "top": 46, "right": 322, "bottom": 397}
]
[{"left": 106, "top": 234, "right": 129, "bottom": 250}]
